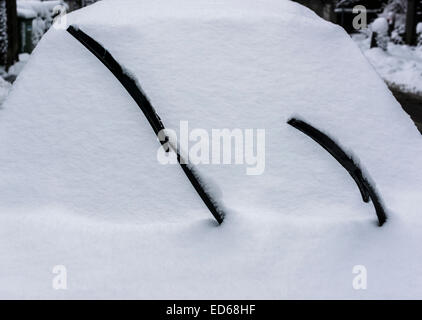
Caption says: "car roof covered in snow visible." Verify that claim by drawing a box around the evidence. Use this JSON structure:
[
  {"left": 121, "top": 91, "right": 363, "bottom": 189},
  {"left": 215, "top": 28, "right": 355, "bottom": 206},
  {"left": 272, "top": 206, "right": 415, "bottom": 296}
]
[{"left": 1, "top": 0, "right": 422, "bottom": 298}]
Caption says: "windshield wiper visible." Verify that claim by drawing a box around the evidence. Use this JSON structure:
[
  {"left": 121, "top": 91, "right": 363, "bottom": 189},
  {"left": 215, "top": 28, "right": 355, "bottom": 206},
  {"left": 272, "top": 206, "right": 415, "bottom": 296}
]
[
  {"left": 288, "top": 118, "right": 387, "bottom": 226},
  {"left": 67, "top": 25, "right": 225, "bottom": 224}
]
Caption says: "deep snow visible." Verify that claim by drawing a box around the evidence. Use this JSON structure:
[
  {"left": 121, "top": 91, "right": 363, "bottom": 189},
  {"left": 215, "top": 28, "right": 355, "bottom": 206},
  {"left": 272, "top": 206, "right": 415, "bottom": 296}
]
[{"left": 1, "top": 0, "right": 422, "bottom": 299}]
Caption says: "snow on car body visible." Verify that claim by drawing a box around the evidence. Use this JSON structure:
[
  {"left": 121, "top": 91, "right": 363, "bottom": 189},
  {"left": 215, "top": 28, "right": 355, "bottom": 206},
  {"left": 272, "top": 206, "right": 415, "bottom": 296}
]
[{"left": 1, "top": 0, "right": 421, "bottom": 298}]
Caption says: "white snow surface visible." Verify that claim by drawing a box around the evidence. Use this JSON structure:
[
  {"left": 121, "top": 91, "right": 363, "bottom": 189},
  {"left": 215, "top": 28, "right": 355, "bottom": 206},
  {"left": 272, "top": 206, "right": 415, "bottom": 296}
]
[
  {"left": 1, "top": 0, "right": 422, "bottom": 299},
  {"left": 371, "top": 17, "right": 388, "bottom": 35},
  {"left": 354, "top": 33, "right": 422, "bottom": 94},
  {"left": 0, "top": 77, "right": 11, "bottom": 107}
]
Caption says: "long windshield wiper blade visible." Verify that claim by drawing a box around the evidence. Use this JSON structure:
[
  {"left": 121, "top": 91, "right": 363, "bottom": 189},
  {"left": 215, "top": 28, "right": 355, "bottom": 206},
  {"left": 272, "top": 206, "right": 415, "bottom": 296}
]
[
  {"left": 288, "top": 118, "right": 387, "bottom": 226},
  {"left": 67, "top": 25, "right": 225, "bottom": 224}
]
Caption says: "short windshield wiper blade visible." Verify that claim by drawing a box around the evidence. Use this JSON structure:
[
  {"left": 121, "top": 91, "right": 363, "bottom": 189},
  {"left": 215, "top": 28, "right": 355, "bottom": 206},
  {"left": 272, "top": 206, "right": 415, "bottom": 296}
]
[
  {"left": 288, "top": 118, "right": 387, "bottom": 226},
  {"left": 68, "top": 25, "right": 225, "bottom": 224}
]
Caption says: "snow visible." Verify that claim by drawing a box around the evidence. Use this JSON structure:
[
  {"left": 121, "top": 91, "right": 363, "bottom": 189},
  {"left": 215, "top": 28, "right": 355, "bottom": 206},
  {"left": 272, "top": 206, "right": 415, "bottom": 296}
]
[
  {"left": 17, "top": 0, "right": 69, "bottom": 49},
  {"left": 17, "top": 0, "right": 66, "bottom": 18},
  {"left": 1, "top": 0, "right": 422, "bottom": 299},
  {"left": 417, "top": 22, "right": 422, "bottom": 35},
  {"left": 354, "top": 33, "right": 422, "bottom": 94},
  {"left": 1, "top": 53, "right": 30, "bottom": 81},
  {"left": 372, "top": 17, "right": 389, "bottom": 34},
  {"left": 0, "top": 54, "right": 28, "bottom": 108},
  {"left": 0, "top": 76, "right": 11, "bottom": 106},
  {"left": 17, "top": 8, "right": 37, "bottom": 19}
]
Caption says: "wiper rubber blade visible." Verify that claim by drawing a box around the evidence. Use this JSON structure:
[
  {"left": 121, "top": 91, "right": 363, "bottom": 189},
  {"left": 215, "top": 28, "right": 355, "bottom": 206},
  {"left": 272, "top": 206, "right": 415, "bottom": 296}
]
[{"left": 288, "top": 118, "right": 387, "bottom": 226}]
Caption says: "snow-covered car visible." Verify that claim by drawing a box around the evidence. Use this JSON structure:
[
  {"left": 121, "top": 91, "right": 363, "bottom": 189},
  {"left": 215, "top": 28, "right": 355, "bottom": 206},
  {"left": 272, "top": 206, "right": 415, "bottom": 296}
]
[{"left": 1, "top": 0, "right": 422, "bottom": 299}]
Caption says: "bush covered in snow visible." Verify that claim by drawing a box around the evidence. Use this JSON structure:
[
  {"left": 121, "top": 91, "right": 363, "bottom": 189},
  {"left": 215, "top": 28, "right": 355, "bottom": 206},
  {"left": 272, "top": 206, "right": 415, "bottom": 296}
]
[
  {"left": 372, "top": 17, "right": 389, "bottom": 34},
  {"left": 17, "top": 0, "right": 68, "bottom": 48},
  {"left": 379, "top": 0, "right": 407, "bottom": 43},
  {"left": 371, "top": 17, "right": 389, "bottom": 50}
]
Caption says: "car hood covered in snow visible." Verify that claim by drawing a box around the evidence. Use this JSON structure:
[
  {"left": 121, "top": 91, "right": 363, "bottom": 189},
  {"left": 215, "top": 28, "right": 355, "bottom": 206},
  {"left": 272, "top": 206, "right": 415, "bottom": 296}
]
[{"left": 1, "top": 0, "right": 422, "bottom": 298}]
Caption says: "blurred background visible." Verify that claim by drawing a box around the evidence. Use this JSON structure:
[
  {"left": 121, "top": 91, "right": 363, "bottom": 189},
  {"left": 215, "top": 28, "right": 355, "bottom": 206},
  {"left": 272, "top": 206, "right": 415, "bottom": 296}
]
[{"left": 1, "top": 0, "right": 421, "bottom": 132}]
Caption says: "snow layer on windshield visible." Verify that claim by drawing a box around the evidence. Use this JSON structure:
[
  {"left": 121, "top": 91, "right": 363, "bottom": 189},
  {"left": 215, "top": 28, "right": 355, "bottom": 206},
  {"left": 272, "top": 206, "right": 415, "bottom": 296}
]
[{"left": 1, "top": 0, "right": 422, "bottom": 298}]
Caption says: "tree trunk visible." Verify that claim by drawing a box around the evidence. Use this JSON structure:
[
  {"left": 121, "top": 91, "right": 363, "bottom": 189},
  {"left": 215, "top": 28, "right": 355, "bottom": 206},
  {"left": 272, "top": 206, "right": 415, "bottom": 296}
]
[
  {"left": 405, "top": 0, "right": 417, "bottom": 45},
  {"left": 5, "top": 0, "right": 18, "bottom": 71}
]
